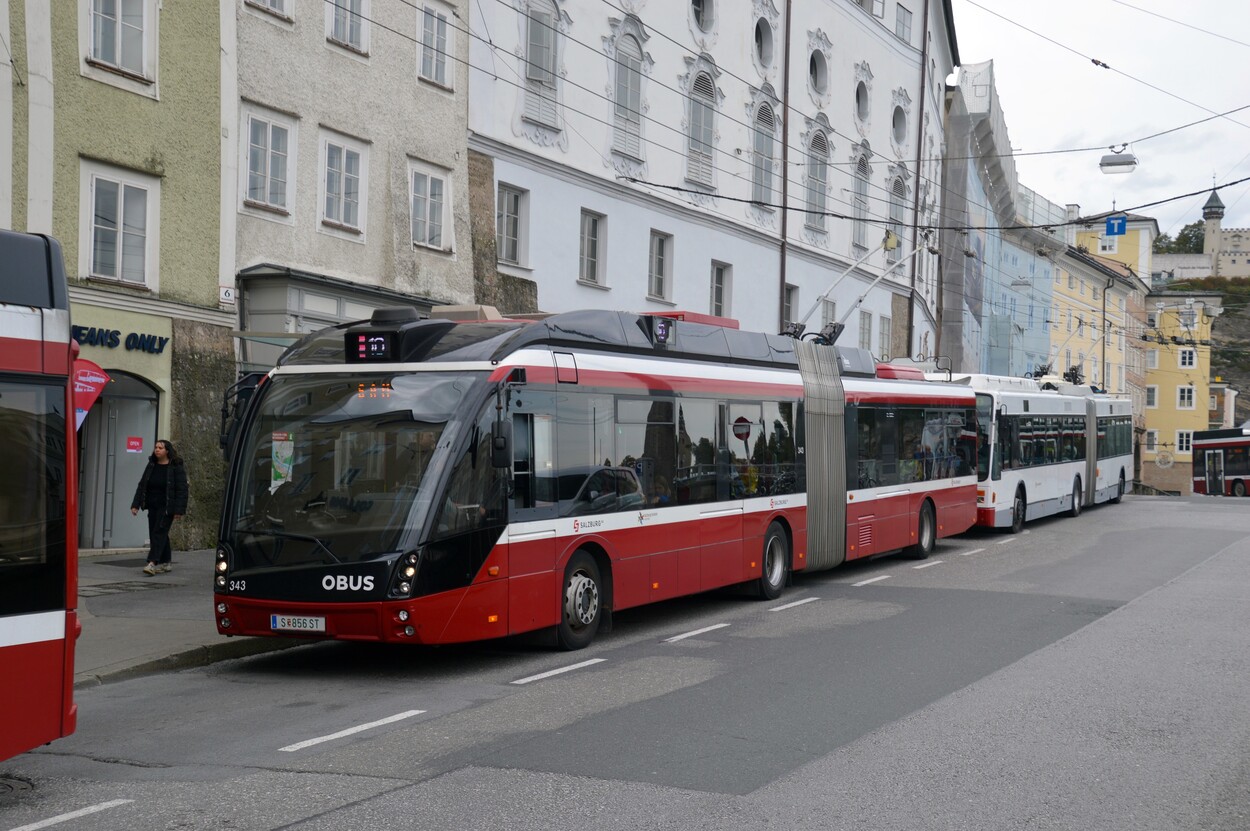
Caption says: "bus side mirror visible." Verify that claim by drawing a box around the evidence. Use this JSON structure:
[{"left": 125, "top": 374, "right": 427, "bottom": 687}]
[
  {"left": 220, "top": 372, "right": 265, "bottom": 461},
  {"left": 490, "top": 419, "right": 512, "bottom": 468}
]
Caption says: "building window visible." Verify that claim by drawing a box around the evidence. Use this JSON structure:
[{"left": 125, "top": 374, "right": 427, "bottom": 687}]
[
  {"left": 1177, "top": 430, "right": 1192, "bottom": 454},
  {"left": 248, "top": 0, "right": 289, "bottom": 15},
  {"left": 410, "top": 163, "right": 449, "bottom": 250},
  {"left": 751, "top": 103, "right": 776, "bottom": 207},
  {"left": 613, "top": 35, "right": 643, "bottom": 159},
  {"left": 879, "top": 315, "right": 892, "bottom": 360},
  {"left": 691, "top": 0, "right": 714, "bottom": 31},
  {"left": 79, "top": 159, "right": 160, "bottom": 289},
  {"left": 1178, "top": 386, "right": 1195, "bottom": 409},
  {"left": 1179, "top": 348, "right": 1196, "bottom": 368},
  {"left": 327, "top": 0, "right": 369, "bottom": 52},
  {"left": 321, "top": 136, "right": 366, "bottom": 233},
  {"left": 523, "top": 0, "right": 560, "bottom": 127},
  {"left": 648, "top": 231, "right": 672, "bottom": 300},
  {"left": 1210, "top": 395, "right": 1217, "bottom": 410},
  {"left": 853, "top": 154, "right": 869, "bottom": 250},
  {"left": 1145, "top": 430, "right": 1158, "bottom": 452},
  {"left": 89, "top": 0, "right": 148, "bottom": 75},
  {"left": 1068, "top": 274, "right": 1076, "bottom": 290},
  {"left": 806, "top": 132, "right": 829, "bottom": 230},
  {"left": 1147, "top": 348, "right": 1159, "bottom": 369},
  {"left": 809, "top": 50, "right": 828, "bottom": 94},
  {"left": 858, "top": 310, "right": 873, "bottom": 351},
  {"left": 420, "top": 4, "right": 451, "bottom": 87},
  {"left": 245, "top": 114, "right": 290, "bottom": 212},
  {"left": 782, "top": 284, "right": 797, "bottom": 326},
  {"left": 579, "top": 210, "right": 604, "bottom": 284},
  {"left": 687, "top": 71, "right": 716, "bottom": 186},
  {"left": 1099, "top": 234, "right": 1117, "bottom": 254},
  {"left": 496, "top": 184, "right": 526, "bottom": 265},
  {"left": 710, "top": 262, "right": 731, "bottom": 317},
  {"left": 821, "top": 299, "right": 837, "bottom": 329},
  {"left": 1146, "top": 311, "right": 1157, "bottom": 327},
  {"left": 887, "top": 178, "right": 906, "bottom": 262},
  {"left": 1146, "top": 386, "right": 1157, "bottom": 408},
  {"left": 895, "top": 5, "right": 912, "bottom": 42}
]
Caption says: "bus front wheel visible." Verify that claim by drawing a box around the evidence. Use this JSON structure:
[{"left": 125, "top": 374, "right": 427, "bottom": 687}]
[
  {"left": 557, "top": 551, "right": 602, "bottom": 651},
  {"left": 1010, "top": 490, "right": 1026, "bottom": 534},
  {"left": 1068, "top": 479, "right": 1083, "bottom": 518},
  {"left": 1234, "top": 480, "right": 1246, "bottom": 498},
  {"left": 756, "top": 521, "right": 788, "bottom": 600}
]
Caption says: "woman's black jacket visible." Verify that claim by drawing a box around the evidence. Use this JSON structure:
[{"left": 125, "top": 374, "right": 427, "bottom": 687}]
[{"left": 130, "top": 457, "right": 189, "bottom": 515}]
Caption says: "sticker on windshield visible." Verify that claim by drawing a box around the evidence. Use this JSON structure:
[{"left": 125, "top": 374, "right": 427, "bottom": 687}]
[{"left": 272, "top": 431, "right": 294, "bottom": 493}]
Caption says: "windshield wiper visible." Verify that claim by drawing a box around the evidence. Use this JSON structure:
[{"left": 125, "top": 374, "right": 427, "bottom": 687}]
[{"left": 239, "top": 524, "right": 342, "bottom": 565}]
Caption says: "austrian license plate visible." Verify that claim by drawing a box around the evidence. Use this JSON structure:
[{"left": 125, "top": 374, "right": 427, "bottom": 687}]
[{"left": 270, "top": 614, "right": 326, "bottom": 633}]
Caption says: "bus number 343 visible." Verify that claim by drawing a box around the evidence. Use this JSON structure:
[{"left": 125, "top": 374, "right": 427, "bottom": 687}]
[{"left": 229, "top": 580, "right": 246, "bottom": 591}]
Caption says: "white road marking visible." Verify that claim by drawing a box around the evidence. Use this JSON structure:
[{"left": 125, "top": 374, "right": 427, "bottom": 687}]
[
  {"left": 853, "top": 575, "right": 890, "bottom": 587},
  {"left": 770, "top": 597, "right": 820, "bottom": 612},
  {"left": 959, "top": 547, "right": 985, "bottom": 556},
  {"left": 913, "top": 560, "right": 944, "bottom": 569},
  {"left": 511, "top": 658, "right": 606, "bottom": 685},
  {"left": 664, "top": 623, "right": 731, "bottom": 643},
  {"left": 995, "top": 537, "right": 1017, "bottom": 545},
  {"left": 279, "top": 710, "right": 425, "bottom": 752},
  {"left": 8, "top": 800, "right": 132, "bottom": 831}
]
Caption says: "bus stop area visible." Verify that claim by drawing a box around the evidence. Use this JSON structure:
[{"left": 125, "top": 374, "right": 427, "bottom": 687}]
[{"left": 75, "top": 548, "right": 301, "bottom": 688}]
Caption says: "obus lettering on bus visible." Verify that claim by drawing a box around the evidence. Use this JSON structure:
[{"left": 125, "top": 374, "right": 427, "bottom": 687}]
[{"left": 322, "top": 575, "right": 374, "bottom": 591}]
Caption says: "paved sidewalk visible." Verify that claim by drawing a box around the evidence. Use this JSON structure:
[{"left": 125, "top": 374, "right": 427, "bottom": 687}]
[{"left": 74, "top": 548, "right": 303, "bottom": 688}]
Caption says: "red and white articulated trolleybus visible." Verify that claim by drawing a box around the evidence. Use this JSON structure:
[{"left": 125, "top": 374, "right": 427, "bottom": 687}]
[
  {"left": 214, "top": 309, "right": 978, "bottom": 649},
  {"left": 941, "top": 374, "right": 1133, "bottom": 533},
  {"left": 0, "top": 230, "right": 79, "bottom": 761},
  {"left": 1192, "top": 427, "right": 1250, "bottom": 497}
]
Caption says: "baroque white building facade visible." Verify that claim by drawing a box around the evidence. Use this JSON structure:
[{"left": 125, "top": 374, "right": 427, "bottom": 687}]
[{"left": 469, "top": 0, "right": 958, "bottom": 357}]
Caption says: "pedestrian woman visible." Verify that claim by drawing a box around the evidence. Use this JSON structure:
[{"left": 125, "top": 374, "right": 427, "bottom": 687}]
[{"left": 130, "top": 439, "right": 189, "bottom": 575}]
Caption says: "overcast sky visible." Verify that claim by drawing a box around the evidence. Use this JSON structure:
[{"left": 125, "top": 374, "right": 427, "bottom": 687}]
[{"left": 948, "top": 0, "right": 1250, "bottom": 238}]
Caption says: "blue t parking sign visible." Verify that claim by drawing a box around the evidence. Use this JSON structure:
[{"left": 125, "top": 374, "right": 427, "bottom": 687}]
[{"left": 1105, "top": 215, "right": 1127, "bottom": 236}]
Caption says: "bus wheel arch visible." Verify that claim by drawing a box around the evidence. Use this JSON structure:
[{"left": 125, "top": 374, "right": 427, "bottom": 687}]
[
  {"left": 557, "top": 547, "right": 610, "bottom": 650},
  {"left": 1010, "top": 487, "right": 1027, "bottom": 534},
  {"left": 756, "top": 519, "right": 790, "bottom": 599},
  {"left": 905, "top": 499, "right": 936, "bottom": 559}
]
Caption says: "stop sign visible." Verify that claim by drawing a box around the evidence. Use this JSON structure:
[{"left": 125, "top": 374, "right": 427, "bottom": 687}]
[{"left": 732, "top": 416, "right": 752, "bottom": 441}]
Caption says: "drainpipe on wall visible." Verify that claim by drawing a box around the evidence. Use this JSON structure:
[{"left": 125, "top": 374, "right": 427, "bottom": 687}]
[
  {"left": 906, "top": 0, "right": 933, "bottom": 357},
  {"left": 777, "top": 0, "right": 794, "bottom": 333}
]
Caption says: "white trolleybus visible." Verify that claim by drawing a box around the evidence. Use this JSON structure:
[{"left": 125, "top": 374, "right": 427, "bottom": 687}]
[
  {"left": 215, "top": 309, "right": 980, "bottom": 650},
  {"left": 934, "top": 374, "right": 1133, "bottom": 533}
]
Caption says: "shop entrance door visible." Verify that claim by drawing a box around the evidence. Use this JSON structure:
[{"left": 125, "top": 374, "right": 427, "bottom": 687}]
[{"left": 79, "top": 373, "right": 159, "bottom": 549}]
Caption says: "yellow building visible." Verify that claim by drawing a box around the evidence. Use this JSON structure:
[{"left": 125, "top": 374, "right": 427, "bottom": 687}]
[
  {"left": 1051, "top": 247, "right": 1140, "bottom": 394},
  {"left": 1140, "top": 291, "right": 1223, "bottom": 493}
]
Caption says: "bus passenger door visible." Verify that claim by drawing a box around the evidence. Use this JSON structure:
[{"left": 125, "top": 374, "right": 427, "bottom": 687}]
[
  {"left": 1206, "top": 450, "right": 1225, "bottom": 497},
  {"left": 506, "top": 394, "right": 559, "bottom": 633}
]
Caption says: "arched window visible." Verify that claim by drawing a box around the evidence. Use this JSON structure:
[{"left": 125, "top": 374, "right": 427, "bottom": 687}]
[
  {"left": 524, "top": 0, "right": 559, "bottom": 126},
  {"left": 613, "top": 35, "right": 643, "bottom": 158},
  {"left": 853, "top": 154, "right": 870, "bottom": 249},
  {"left": 687, "top": 72, "right": 715, "bottom": 186},
  {"left": 751, "top": 103, "right": 775, "bottom": 205},
  {"left": 887, "top": 177, "right": 906, "bottom": 262},
  {"left": 806, "top": 131, "right": 829, "bottom": 229}
]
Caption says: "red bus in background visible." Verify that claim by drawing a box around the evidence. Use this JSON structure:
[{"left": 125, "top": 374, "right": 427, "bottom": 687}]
[
  {"left": 1192, "top": 428, "right": 1250, "bottom": 497},
  {"left": 0, "top": 230, "right": 79, "bottom": 761},
  {"left": 214, "top": 309, "right": 977, "bottom": 650}
]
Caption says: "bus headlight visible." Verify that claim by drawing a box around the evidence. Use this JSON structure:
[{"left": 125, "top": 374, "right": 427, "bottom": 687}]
[{"left": 390, "top": 551, "right": 419, "bottom": 598}]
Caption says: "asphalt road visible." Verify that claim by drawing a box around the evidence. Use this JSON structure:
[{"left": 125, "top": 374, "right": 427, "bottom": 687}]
[{"left": 3, "top": 494, "right": 1250, "bottom": 831}]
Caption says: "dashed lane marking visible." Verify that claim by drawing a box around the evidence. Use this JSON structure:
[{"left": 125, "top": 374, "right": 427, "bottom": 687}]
[
  {"left": 852, "top": 575, "right": 890, "bottom": 587},
  {"left": 7, "top": 799, "right": 133, "bottom": 831},
  {"left": 770, "top": 597, "right": 820, "bottom": 612},
  {"left": 664, "top": 623, "right": 731, "bottom": 643},
  {"left": 279, "top": 710, "right": 426, "bottom": 752},
  {"left": 958, "top": 547, "right": 985, "bottom": 556},
  {"left": 913, "top": 560, "right": 943, "bottom": 569},
  {"left": 511, "top": 658, "right": 606, "bottom": 685}
]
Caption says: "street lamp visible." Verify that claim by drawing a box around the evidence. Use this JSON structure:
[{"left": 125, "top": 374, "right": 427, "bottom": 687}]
[{"left": 1100, "top": 144, "right": 1138, "bottom": 175}]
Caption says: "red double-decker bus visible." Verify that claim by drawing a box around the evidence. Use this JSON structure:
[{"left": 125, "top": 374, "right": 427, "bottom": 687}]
[
  {"left": 0, "top": 230, "right": 79, "bottom": 761},
  {"left": 214, "top": 309, "right": 977, "bottom": 649}
]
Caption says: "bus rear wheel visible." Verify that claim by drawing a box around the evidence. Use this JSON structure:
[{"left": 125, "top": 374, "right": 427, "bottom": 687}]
[
  {"left": 906, "top": 501, "right": 936, "bottom": 559},
  {"left": 1234, "top": 480, "right": 1247, "bottom": 498},
  {"left": 1111, "top": 471, "right": 1125, "bottom": 504},
  {"left": 557, "top": 551, "right": 602, "bottom": 651},
  {"left": 756, "top": 521, "right": 788, "bottom": 600},
  {"left": 1068, "top": 479, "right": 1083, "bottom": 518}
]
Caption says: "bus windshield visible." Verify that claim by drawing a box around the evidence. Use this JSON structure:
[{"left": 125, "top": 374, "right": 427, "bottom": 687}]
[
  {"left": 975, "top": 393, "right": 993, "bottom": 482},
  {"left": 227, "top": 371, "right": 485, "bottom": 569}
]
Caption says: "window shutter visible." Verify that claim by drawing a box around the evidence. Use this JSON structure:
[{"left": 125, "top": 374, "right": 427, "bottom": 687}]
[{"left": 687, "top": 72, "right": 715, "bottom": 186}]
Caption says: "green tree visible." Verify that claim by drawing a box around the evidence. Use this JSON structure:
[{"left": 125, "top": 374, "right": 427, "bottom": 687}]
[{"left": 1153, "top": 221, "right": 1204, "bottom": 254}]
